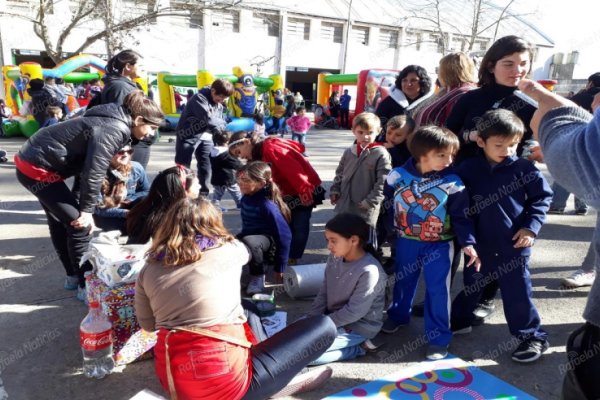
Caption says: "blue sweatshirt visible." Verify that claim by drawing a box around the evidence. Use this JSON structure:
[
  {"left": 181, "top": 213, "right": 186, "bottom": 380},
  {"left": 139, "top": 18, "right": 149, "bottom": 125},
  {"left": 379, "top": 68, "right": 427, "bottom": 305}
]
[
  {"left": 94, "top": 161, "right": 150, "bottom": 219},
  {"left": 539, "top": 105, "right": 600, "bottom": 326},
  {"left": 457, "top": 154, "right": 552, "bottom": 256},
  {"left": 384, "top": 158, "right": 476, "bottom": 247},
  {"left": 239, "top": 188, "right": 292, "bottom": 272}
]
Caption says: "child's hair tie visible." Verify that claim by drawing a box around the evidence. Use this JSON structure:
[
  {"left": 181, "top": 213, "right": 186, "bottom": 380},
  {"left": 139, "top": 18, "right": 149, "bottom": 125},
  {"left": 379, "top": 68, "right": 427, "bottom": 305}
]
[{"left": 176, "top": 164, "right": 188, "bottom": 189}]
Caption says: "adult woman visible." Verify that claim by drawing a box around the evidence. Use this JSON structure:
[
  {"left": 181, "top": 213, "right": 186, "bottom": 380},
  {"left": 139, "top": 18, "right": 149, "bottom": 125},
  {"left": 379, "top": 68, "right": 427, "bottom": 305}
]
[
  {"left": 93, "top": 145, "right": 150, "bottom": 234},
  {"left": 14, "top": 91, "right": 163, "bottom": 298},
  {"left": 446, "top": 35, "right": 537, "bottom": 163},
  {"left": 444, "top": 35, "right": 537, "bottom": 319},
  {"left": 126, "top": 165, "right": 200, "bottom": 245},
  {"left": 229, "top": 133, "right": 324, "bottom": 265},
  {"left": 413, "top": 53, "right": 476, "bottom": 127},
  {"left": 91, "top": 50, "right": 155, "bottom": 168},
  {"left": 135, "top": 197, "right": 336, "bottom": 399},
  {"left": 328, "top": 91, "right": 340, "bottom": 119},
  {"left": 375, "top": 65, "right": 432, "bottom": 127}
]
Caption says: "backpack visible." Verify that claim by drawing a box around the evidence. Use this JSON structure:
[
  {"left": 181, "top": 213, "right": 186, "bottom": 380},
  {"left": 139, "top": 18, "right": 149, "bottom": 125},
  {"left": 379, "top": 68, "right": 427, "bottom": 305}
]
[{"left": 562, "top": 322, "right": 600, "bottom": 399}]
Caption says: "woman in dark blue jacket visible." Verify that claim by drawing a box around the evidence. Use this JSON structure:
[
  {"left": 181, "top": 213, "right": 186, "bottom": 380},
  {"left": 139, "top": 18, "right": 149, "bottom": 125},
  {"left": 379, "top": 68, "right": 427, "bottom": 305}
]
[{"left": 15, "top": 91, "right": 163, "bottom": 300}]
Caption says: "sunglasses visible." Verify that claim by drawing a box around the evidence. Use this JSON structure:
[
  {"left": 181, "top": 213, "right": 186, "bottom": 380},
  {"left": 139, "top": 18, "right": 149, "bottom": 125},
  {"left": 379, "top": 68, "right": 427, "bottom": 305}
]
[{"left": 117, "top": 150, "right": 134, "bottom": 155}]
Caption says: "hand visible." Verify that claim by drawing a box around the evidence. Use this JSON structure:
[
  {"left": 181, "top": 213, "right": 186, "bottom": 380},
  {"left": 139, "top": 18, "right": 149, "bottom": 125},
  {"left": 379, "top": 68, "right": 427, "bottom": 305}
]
[
  {"left": 383, "top": 142, "right": 394, "bottom": 149},
  {"left": 468, "top": 130, "right": 479, "bottom": 142},
  {"left": 330, "top": 193, "right": 340, "bottom": 205},
  {"left": 463, "top": 245, "right": 481, "bottom": 271},
  {"left": 592, "top": 92, "right": 600, "bottom": 113},
  {"left": 273, "top": 272, "right": 284, "bottom": 284},
  {"left": 527, "top": 145, "right": 544, "bottom": 163},
  {"left": 512, "top": 228, "right": 535, "bottom": 248},
  {"left": 357, "top": 200, "right": 369, "bottom": 210},
  {"left": 70, "top": 212, "right": 95, "bottom": 232}
]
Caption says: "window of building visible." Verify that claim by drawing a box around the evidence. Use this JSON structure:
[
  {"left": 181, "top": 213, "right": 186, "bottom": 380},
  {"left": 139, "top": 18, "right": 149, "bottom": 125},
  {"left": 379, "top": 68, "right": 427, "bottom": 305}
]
[
  {"left": 287, "top": 17, "right": 310, "bottom": 40},
  {"left": 7, "top": 0, "right": 37, "bottom": 13},
  {"left": 379, "top": 29, "right": 398, "bottom": 48},
  {"left": 253, "top": 12, "right": 279, "bottom": 37},
  {"left": 429, "top": 33, "right": 444, "bottom": 53},
  {"left": 451, "top": 36, "right": 466, "bottom": 51},
  {"left": 351, "top": 26, "right": 369, "bottom": 45},
  {"left": 211, "top": 10, "right": 240, "bottom": 33},
  {"left": 321, "top": 21, "right": 343, "bottom": 43},
  {"left": 404, "top": 30, "right": 422, "bottom": 51}
]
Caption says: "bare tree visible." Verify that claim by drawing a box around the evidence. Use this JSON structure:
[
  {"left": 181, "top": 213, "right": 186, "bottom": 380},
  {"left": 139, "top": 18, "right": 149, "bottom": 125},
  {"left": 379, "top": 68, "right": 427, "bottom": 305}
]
[
  {"left": 1, "top": 0, "right": 242, "bottom": 63},
  {"left": 401, "top": 0, "right": 530, "bottom": 54}
]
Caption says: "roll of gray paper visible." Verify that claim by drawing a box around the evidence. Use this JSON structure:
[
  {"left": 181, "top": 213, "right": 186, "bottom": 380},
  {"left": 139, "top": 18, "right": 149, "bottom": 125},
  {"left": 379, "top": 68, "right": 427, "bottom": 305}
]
[{"left": 283, "top": 263, "right": 326, "bottom": 299}]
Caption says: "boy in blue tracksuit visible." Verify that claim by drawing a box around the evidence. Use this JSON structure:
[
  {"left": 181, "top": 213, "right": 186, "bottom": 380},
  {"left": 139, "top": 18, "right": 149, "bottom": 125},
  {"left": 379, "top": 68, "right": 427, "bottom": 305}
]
[
  {"left": 382, "top": 126, "right": 480, "bottom": 361},
  {"left": 451, "top": 109, "right": 553, "bottom": 363}
]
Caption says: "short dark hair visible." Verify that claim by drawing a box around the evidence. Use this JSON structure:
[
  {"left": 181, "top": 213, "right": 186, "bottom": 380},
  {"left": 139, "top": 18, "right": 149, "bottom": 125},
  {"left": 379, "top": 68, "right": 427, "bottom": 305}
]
[
  {"left": 395, "top": 65, "right": 432, "bottom": 98},
  {"left": 478, "top": 36, "right": 534, "bottom": 87},
  {"left": 408, "top": 126, "right": 460, "bottom": 159},
  {"left": 588, "top": 73, "right": 600, "bottom": 88},
  {"left": 213, "top": 130, "right": 231, "bottom": 146},
  {"left": 386, "top": 115, "right": 415, "bottom": 133},
  {"left": 123, "top": 90, "right": 164, "bottom": 126},
  {"left": 29, "top": 78, "right": 44, "bottom": 90},
  {"left": 477, "top": 109, "right": 525, "bottom": 141},
  {"left": 211, "top": 79, "right": 234, "bottom": 96},
  {"left": 295, "top": 106, "right": 306, "bottom": 113}
]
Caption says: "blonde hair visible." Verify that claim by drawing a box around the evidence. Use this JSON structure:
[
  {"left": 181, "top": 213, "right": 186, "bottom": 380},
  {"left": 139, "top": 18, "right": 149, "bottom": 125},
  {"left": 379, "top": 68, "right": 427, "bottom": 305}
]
[
  {"left": 352, "top": 112, "right": 381, "bottom": 132},
  {"left": 148, "top": 197, "right": 234, "bottom": 267},
  {"left": 236, "top": 161, "right": 291, "bottom": 223},
  {"left": 438, "top": 53, "right": 476, "bottom": 88}
]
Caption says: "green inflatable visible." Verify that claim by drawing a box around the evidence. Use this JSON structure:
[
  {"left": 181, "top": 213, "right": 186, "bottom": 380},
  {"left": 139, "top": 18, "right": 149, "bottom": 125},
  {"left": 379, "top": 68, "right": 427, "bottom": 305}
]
[
  {"left": 2, "top": 120, "right": 22, "bottom": 137},
  {"left": 20, "top": 120, "right": 39, "bottom": 138}
]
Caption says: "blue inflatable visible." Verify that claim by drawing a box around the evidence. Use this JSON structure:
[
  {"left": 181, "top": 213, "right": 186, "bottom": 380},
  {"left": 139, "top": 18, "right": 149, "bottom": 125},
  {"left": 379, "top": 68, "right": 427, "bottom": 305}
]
[{"left": 226, "top": 117, "right": 255, "bottom": 132}]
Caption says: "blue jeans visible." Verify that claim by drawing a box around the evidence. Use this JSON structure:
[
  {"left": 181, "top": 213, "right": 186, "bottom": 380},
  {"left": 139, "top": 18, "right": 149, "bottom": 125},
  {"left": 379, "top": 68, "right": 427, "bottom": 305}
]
[
  {"left": 308, "top": 328, "right": 367, "bottom": 366},
  {"left": 212, "top": 183, "right": 242, "bottom": 207},
  {"left": 288, "top": 205, "right": 313, "bottom": 259},
  {"left": 291, "top": 132, "right": 306, "bottom": 145},
  {"left": 175, "top": 136, "right": 212, "bottom": 196},
  {"left": 551, "top": 182, "right": 587, "bottom": 212}
]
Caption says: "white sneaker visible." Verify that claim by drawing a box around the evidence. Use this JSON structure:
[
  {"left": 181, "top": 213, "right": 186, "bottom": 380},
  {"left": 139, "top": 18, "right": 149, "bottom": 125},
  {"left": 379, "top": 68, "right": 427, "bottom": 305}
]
[
  {"left": 562, "top": 269, "right": 596, "bottom": 288},
  {"left": 246, "top": 275, "right": 265, "bottom": 295},
  {"left": 270, "top": 366, "right": 332, "bottom": 398}
]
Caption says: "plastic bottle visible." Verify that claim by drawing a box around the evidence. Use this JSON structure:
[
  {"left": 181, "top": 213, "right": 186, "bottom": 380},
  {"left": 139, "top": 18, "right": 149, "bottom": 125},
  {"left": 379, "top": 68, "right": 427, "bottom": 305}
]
[{"left": 80, "top": 301, "right": 115, "bottom": 379}]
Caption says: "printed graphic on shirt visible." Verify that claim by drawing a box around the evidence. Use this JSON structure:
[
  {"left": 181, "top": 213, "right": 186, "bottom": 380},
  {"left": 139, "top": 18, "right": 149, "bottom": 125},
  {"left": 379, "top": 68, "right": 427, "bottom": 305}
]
[{"left": 387, "top": 168, "right": 463, "bottom": 242}]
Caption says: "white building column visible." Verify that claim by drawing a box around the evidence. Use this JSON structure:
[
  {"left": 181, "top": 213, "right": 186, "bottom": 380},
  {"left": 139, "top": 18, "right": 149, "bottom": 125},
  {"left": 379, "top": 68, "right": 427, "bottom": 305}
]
[{"left": 275, "top": 11, "right": 287, "bottom": 76}]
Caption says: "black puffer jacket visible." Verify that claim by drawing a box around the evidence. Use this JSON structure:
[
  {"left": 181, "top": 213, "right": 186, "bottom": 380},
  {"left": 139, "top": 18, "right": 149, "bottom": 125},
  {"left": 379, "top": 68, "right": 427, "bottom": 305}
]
[
  {"left": 18, "top": 103, "right": 132, "bottom": 213},
  {"left": 100, "top": 75, "right": 139, "bottom": 106}
]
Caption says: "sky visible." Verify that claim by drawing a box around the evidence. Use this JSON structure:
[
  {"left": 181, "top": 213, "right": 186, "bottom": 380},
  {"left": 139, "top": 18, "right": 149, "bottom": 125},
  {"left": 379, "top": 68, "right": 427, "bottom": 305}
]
[{"left": 524, "top": 0, "right": 600, "bottom": 52}]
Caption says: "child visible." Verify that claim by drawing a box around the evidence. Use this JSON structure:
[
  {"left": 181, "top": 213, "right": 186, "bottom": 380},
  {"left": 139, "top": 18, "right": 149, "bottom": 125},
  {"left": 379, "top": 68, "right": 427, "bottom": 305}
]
[
  {"left": 41, "top": 106, "right": 63, "bottom": 127},
  {"left": 330, "top": 112, "right": 392, "bottom": 236},
  {"left": 382, "top": 126, "right": 480, "bottom": 361},
  {"left": 237, "top": 161, "right": 292, "bottom": 294},
  {"left": 383, "top": 115, "right": 414, "bottom": 168},
  {"left": 306, "top": 213, "right": 386, "bottom": 365},
  {"left": 210, "top": 130, "right": 243, "bottom": 211},
  {"left": 286, "top": 106, "right": 312, "bottom": 145},
  {"left": 451, "top": 109, "right": 552, "bottom": 363},
  {"left": 252, "top": 113, "right": 266, "bottom": 139}
]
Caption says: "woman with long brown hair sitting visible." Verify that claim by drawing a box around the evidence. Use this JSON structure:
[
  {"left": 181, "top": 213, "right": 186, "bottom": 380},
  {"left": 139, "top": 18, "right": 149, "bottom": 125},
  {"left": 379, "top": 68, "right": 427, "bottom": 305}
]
[{"left": 134, "top": 197, "right": 336, "bottom": 399}]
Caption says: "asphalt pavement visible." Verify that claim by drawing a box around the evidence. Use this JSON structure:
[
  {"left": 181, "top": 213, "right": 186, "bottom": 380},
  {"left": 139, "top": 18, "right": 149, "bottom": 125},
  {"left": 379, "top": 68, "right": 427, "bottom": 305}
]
[{"left": 0, "top": 127, "right": 595, "bottom": 399}]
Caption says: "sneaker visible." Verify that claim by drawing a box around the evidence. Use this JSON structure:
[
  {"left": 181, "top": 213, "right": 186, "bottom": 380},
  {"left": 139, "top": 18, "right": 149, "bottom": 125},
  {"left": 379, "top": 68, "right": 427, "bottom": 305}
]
[
  {"left": 511, "top": 338, "right": 549, "bottom": 363},
  {"left": 426, "top": 344, "right": 448, "bottom": 360},
  {"left": 473, "top": 299, "right": 496, "bottom": 318},
  {"left": 381, "top": 318, "right": 404, "bottom": 334},
  {"left": 76, "top": 287, "right": 87, "bottom": 303},
  {"left": 411, "top": 302, "right": 425, "bottom": 317},
  {"left": 452, "top": 326, "right": 472, "bottom": 335},
  {"left": 271, "top": 366, "right": 333, "bottom": 398},
  {"left": 64, "top": 275, "right": 80, "bottom": 291},
  {"left": 246, "top": 274, "right": 265, "bottom": 295},
  {"left": 547, "top": 207, "right": 565, "bottom": 215},
  {"left": 472, "top": 316, "right": 486, "bottom": 326},
  {"left": 562, "top": 269, "right": 596, "bottom": 288},
  {"left": 360, "top": 339, "right": 383, "bottom": 353},
  {"left": 575, "top": 209, "right": 589, "bottom": 216}
]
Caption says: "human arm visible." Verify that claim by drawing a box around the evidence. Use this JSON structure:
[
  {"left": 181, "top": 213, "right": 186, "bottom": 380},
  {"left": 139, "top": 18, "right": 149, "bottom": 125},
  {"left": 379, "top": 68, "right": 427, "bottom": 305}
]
[
  {"left": 520, "top": 164, "right": 552, "bottom": 238},
  {"left": 263, "top": 201, "right": 292, "bottom": 273},
  {"left": 446, "top": 176, "right": 477, "bottom": 248},
  {"left": 360, "top": 149, "right": 392, "bottom": 209},
  {"left": 134, "top": 267, "right": 156, "bottom": 331},
  {"left": 330, "top": 149, "right": 348, "bottom": 204},
  {"left": 445, "top": 93, "right": 471, "bottom": 144},
  {"left": 306, "top": 262, "right": 330, "bottom": 317}
]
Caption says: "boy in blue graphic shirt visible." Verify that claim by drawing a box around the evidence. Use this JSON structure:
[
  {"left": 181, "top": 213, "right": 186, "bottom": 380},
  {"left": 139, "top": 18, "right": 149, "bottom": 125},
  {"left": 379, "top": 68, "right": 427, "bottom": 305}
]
[
  {"left": 382, "top": 126, "right": 480, "bottom": 360},
  {"left": 451, "top": 109, "right": 552, "bottom": 363}
]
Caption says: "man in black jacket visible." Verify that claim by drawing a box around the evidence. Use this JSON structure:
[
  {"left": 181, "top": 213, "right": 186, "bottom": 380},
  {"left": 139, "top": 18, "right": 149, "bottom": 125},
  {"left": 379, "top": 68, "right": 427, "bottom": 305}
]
[
  {"left": 27, "top": 79, "right": 63, "bottom": 126},
  {"left": 175, "top": 78, "right": 234, "bottom": 196}
]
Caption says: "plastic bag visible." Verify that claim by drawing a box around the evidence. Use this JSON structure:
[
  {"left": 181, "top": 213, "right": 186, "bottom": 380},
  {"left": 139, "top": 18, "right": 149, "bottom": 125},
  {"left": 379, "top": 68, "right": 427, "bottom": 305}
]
[{"left": 80, "top": 231, "right": 150, "bottom": 287}]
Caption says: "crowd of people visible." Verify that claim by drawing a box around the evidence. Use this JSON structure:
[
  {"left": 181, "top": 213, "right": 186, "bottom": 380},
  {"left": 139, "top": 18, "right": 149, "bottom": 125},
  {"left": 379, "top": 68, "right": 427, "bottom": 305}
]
[{"left": 4, "top": 36, "right": 600, "bottom": 397}]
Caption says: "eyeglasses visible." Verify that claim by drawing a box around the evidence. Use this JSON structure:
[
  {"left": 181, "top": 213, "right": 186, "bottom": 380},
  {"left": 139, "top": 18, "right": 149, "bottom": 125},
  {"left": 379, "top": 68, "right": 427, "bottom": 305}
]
[{"left": 117, "top": 150, "right": 133, "bottom": 155}]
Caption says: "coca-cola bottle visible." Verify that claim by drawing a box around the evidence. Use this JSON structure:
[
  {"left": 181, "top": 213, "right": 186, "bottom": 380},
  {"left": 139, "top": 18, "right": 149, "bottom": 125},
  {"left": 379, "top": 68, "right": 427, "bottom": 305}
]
[{"left": 80, "top": 301, "right": 115, "bottom": 379}]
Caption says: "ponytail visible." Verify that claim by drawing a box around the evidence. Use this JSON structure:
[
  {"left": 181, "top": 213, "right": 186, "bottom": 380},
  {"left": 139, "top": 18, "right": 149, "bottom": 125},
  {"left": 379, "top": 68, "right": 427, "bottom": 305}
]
[
  {"left": 106, "top": 49, "right": 142, "bottom": 76},
  {"left": 237, "top": 161, "right": 291, "bottom": 222}
]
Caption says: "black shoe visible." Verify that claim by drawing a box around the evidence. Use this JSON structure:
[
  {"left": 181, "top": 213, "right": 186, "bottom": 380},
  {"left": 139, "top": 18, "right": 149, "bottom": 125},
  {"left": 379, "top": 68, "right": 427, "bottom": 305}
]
[
  {"left": 511, "top": 338, "right": 549, "bottom": 363},
  {"left": 473, "top": 299, "right": 496, "bottom": 318},
  {"left": 575, "top": 209, "right": 589, "bottom": 216},
  {"left": 411, "top": 302, "right": 425, "bottom": 317},
  {"left": 471, "top": 316, "right": 486, "bottom": 326}
]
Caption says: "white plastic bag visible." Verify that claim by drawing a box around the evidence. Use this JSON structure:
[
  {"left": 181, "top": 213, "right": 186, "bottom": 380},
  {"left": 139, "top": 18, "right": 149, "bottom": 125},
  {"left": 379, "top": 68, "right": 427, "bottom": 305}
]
[{"left": 80, "top": 231, "right": 150, "bottom": 287}]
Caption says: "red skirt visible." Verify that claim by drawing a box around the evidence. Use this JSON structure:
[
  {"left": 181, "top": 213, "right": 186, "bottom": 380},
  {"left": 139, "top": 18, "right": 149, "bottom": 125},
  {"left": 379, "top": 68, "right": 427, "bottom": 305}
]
[{"left": 155, "top": 324, "right": 256, "bottom": 400}]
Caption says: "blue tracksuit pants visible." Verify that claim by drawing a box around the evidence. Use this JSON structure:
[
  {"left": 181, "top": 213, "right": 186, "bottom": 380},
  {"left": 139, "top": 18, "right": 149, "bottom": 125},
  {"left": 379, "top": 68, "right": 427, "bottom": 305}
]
[
  {"left": 387, "top": 238, "right": 454, "bottom": 347},
  {"left": 451, "top": 252, "right": 547, "bottom": 341}
]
